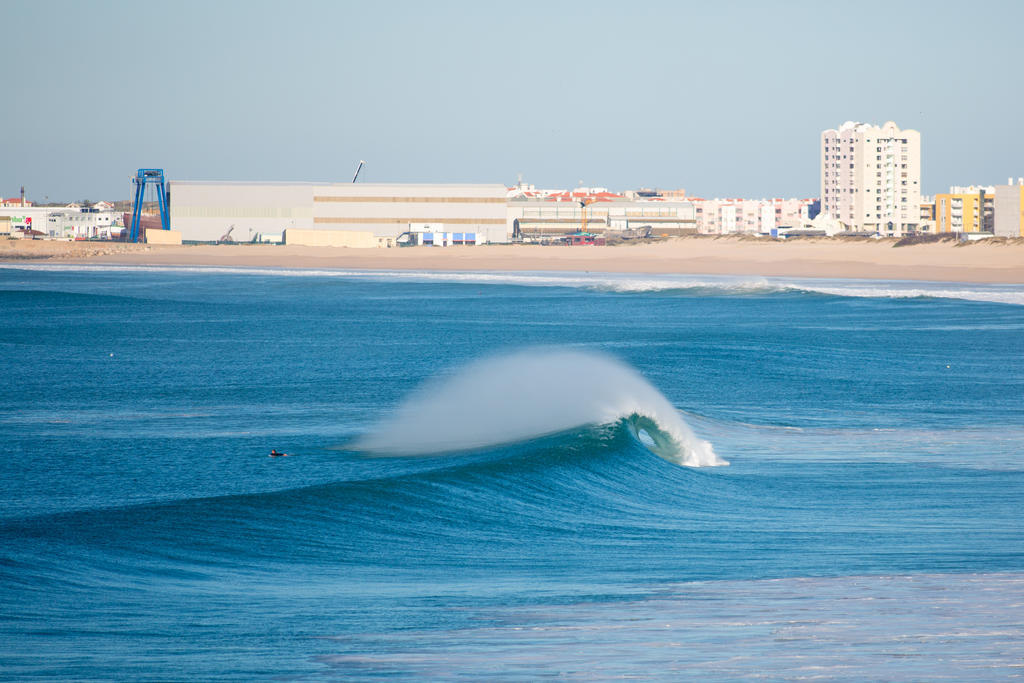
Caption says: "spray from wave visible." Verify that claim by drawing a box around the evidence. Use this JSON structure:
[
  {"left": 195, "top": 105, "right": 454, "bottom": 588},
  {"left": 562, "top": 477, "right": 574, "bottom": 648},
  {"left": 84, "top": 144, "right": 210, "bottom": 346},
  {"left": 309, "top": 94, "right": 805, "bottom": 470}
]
[{"left": 352, "top": 349, "right": 726, "bottom": 467}]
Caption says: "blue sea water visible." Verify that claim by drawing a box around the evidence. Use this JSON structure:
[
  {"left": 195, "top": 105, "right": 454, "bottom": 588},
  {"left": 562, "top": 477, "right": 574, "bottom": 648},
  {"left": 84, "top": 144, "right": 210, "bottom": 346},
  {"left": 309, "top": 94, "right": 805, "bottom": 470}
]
[{"left": 2, "top": 265, "right": 1023, "bottom": 680}]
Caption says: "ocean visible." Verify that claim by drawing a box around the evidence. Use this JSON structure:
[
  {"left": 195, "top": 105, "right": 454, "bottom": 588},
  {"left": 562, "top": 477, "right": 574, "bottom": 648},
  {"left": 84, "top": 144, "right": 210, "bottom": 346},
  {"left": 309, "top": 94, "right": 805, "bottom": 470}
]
[{"left": 2, "top": 264, "right": 1023, "bottom": 680}]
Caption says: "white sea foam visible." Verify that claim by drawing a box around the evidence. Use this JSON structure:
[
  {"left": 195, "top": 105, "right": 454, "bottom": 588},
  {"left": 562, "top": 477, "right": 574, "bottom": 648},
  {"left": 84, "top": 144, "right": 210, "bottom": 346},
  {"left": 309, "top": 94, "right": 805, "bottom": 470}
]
[
  {"left": 353, "top": 348, "right": 725, "bottom": 467},
  {"left": 790, "top": 281, "right": 1024, "bottom": 305},
  {"left": 678, "top": 408, "right": 1024, "bottom": 470},
  {"left": 4, "top": 263, "right": 1023, "bottom": 305}
]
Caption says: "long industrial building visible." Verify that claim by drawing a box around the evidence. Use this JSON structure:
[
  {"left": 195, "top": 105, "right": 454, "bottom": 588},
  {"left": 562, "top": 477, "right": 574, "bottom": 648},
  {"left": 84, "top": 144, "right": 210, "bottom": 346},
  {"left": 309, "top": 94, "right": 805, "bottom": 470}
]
[
  {"left": 168, "top": 181, "right": 511, "bottom": 244},
  {"left": 508, "top": 197, "right": 698, "bottom": 237}
]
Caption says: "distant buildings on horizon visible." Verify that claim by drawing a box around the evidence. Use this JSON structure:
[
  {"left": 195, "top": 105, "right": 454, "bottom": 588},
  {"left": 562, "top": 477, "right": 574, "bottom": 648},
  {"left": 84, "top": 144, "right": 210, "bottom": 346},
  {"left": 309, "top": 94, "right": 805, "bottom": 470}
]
[
  {"left": 4, "top": 120, "right": 1023, "bottom": 241},
  {"left": 820, "top": 119, "right": 1024, "bottom": 238},
  {"left": 930, "top": 182, "right": 1024, "bottom": 237},
  {"left": 507, "top": 182, "right": 818, "bottom": 238}
]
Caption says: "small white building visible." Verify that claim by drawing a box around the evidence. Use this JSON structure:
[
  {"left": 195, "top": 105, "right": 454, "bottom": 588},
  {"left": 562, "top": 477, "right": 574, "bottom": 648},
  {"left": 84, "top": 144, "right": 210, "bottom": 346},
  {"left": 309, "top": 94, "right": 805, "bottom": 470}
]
[
  {"left": 0, "top": 207, "right": 50, "bottom": 234},
  {"left": 46, "top": 206, "right": 120, "bottom": 239}
]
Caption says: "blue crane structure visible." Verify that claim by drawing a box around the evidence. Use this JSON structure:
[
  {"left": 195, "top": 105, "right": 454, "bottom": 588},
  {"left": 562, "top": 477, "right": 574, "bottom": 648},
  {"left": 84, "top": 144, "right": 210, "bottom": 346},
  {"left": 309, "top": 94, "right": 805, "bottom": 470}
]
[{"left": 129, "top": 168, "right": 170, "bottom": 242}]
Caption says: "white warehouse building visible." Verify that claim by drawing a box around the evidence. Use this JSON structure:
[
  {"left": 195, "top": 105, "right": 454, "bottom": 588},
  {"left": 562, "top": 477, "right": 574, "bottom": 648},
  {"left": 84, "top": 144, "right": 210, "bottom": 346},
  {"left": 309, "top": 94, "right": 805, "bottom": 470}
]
[{"left": 168, "top": 181, "right": 511, "bottom": 244}]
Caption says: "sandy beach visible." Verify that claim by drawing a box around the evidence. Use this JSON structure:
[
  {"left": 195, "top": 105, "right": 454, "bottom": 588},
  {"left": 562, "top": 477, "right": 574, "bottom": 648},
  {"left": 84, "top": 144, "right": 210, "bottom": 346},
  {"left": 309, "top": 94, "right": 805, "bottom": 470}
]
[{"left": 2, "top": 236, "right": 1022, "bottom": 284}]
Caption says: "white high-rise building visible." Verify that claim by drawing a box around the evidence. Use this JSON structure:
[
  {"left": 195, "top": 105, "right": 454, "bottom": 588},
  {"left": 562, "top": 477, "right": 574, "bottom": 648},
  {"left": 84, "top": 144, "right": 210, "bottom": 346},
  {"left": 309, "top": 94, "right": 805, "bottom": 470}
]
[{"left": 820, "top": 121, "right": 921, "bottom": 235}]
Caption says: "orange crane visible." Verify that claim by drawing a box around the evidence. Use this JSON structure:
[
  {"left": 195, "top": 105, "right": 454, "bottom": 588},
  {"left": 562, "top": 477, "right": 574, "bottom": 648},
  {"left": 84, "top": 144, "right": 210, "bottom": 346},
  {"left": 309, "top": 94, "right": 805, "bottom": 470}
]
[{"left": 578, "top": 197, "right": 591, "bottom": 234}]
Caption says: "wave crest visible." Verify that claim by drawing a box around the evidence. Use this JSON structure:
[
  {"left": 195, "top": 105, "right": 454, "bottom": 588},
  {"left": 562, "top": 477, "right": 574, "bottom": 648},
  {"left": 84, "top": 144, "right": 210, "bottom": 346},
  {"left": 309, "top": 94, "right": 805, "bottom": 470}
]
[{"left": 353, "top": 349, "right": 726, "bottom": 467}]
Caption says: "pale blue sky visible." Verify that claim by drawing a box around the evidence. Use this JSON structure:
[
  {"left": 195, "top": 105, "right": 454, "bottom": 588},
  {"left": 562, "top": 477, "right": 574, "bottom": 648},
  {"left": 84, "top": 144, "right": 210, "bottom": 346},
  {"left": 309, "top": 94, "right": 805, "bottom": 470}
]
[{"left": 2, "top": 0, "right": 1022, "bottom": 201}]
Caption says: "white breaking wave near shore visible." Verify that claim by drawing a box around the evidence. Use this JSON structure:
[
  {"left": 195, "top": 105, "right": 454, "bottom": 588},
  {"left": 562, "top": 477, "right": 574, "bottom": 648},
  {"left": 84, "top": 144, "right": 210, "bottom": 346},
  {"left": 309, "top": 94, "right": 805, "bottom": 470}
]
[
  {"left": 4, "top": 263, "right": 1023, "bottom": 305},
  {"left": 353, "top": 348, "right": 726, "bottom": 467}
]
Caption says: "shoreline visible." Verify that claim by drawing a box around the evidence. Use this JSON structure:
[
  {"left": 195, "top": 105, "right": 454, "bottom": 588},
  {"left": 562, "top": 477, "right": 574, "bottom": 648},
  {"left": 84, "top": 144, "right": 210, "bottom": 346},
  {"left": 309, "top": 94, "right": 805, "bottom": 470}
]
[{"left": 2, "top": 236, "right": 1023, "bottom": 284}]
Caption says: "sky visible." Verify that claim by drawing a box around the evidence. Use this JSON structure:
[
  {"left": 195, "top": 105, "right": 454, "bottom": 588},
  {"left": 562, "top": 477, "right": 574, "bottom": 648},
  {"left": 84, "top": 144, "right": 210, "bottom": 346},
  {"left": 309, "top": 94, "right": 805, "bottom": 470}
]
[{"left": 2, "top": 0, "right": 1023, "bottom": 202}]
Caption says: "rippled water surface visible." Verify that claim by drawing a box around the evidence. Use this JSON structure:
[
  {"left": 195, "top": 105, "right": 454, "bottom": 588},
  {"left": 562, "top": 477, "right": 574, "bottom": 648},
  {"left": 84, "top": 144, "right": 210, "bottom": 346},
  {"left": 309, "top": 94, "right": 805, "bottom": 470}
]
[{"left": 2, "top": 265, "right": 1023, "bottom": 680}]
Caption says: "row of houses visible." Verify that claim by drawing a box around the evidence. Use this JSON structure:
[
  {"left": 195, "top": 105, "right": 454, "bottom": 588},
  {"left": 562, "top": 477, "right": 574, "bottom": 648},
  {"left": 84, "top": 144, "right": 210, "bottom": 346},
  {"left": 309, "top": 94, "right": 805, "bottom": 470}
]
[{"left": 507, "top": 183, "right": 818, "bottom": 240}]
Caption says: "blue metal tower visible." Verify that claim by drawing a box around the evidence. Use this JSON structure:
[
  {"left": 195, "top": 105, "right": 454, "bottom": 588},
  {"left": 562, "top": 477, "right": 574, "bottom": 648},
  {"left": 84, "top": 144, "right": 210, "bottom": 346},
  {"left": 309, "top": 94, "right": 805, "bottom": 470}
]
[{"left": 129, "top": 169, "right": 170, "bottom": 242}]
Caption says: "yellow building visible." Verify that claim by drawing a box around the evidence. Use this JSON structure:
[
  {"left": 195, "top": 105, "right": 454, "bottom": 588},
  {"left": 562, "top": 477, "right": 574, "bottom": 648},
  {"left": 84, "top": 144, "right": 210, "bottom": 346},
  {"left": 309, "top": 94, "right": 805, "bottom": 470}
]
[{"left": 934, "top": 186, "right": 994, "bottom": 234}]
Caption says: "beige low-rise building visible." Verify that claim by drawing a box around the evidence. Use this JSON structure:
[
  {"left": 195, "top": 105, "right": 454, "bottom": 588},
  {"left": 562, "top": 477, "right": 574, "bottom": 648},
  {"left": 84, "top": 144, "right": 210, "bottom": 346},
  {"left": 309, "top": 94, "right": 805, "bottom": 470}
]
[
  {"left": 282, "top": 229, "right": 385, "bottom": 248},
  {"left": 143, "top": 229, "right": 182, "bottom": 245},
  {"left": 169, "top": 181, "right": 510, "bottom": 243}
]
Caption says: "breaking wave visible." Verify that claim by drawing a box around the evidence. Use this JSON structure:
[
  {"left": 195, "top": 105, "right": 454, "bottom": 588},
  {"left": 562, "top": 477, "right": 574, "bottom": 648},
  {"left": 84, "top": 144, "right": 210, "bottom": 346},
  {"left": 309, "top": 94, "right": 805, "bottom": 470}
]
[{"left": 352, "top": 349, "right": 725, "bottom": 467}]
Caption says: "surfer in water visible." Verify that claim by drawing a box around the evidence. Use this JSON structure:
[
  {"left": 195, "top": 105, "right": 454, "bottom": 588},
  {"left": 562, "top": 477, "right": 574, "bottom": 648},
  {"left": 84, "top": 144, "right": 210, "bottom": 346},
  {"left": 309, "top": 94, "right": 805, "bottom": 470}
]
[{"left": 269, "top": 449, "right": 289, "bottom": 457}]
